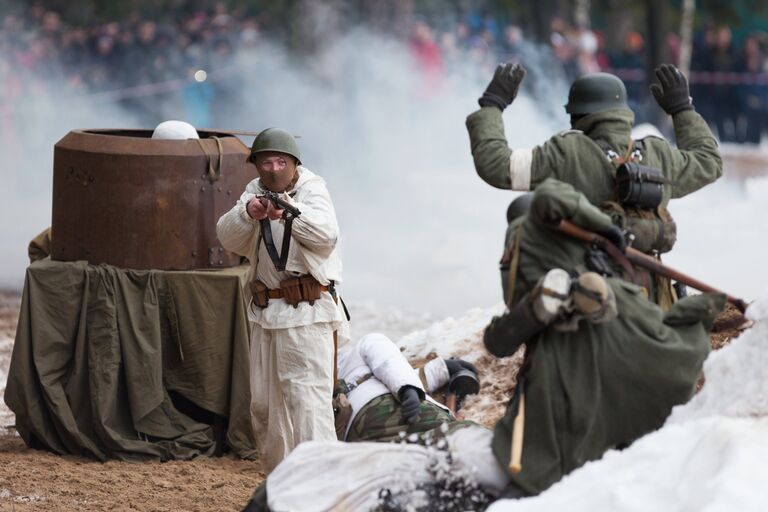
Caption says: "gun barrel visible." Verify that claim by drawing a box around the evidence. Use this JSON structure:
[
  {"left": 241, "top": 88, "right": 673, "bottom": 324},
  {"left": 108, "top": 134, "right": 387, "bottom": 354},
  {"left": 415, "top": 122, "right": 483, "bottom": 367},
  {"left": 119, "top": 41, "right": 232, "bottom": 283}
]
[
  {"left": 263, "top": 192, "right": 301, "bottom": 217},
  {"left": 556, "top": 220, "right": 748, "bottom": 313}
]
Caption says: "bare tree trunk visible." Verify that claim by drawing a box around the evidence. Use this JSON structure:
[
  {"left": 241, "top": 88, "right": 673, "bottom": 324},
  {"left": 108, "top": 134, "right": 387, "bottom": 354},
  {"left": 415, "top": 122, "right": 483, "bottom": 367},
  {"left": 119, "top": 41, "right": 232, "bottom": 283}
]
[
  {"left": 574, "top": 0, "right": 591, "bottom": 29},
  {"left": 529, "top": 0, "right": 555, "bottom": 43},
  {"left": 679, "top": 0, "right": 696, "bottom": 76},
  {"left": 645, "top": 0, "right": 667, "bottom": 125}
]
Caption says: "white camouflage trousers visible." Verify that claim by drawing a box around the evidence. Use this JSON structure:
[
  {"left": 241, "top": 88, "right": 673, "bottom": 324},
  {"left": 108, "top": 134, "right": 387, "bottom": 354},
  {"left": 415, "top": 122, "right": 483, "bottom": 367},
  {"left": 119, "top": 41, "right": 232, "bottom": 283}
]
[{"left": 249, "top": 322, "right": 336, "bottom": 472}]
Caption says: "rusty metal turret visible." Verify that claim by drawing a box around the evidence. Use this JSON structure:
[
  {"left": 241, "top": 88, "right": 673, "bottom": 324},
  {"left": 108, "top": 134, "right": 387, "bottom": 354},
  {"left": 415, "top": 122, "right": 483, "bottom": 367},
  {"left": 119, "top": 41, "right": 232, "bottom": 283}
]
[{"left": 52, "top": 129, "right": 253, "bottom": 270}]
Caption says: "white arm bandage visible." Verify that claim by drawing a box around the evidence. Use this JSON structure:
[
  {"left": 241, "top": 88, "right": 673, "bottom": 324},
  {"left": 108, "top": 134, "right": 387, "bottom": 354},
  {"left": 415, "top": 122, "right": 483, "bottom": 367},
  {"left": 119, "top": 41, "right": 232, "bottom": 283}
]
[{"left": 509, "top": 148, "right": 533, "bottom": 190}]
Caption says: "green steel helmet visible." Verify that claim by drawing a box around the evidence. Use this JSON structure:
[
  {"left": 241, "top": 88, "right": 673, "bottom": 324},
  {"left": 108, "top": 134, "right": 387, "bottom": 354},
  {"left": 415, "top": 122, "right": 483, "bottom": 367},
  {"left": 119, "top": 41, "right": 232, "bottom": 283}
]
[
  {"left": 250, "top": 127, "right": 301, "bottom": 165},
  {"left": 564, "top": 72, "right": 628, "bottom": 115},
  {"left": 506, "top": 193, "right": 534, "bottom": 223}
]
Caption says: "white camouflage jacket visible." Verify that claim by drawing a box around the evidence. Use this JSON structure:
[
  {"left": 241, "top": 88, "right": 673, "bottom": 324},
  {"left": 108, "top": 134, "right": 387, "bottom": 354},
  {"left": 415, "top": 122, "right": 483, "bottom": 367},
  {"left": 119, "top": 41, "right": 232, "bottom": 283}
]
[
  {"left": 216, "top": 166, "right": 348, "bottom": 337},
  {"left": 337, "top": 333, "right": 451, "bottom": 439}
]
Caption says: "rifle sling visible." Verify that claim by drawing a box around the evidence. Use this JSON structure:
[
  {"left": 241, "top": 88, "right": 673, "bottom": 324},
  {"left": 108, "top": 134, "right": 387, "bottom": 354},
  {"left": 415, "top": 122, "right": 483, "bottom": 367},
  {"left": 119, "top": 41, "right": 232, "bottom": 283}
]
[
  {"left": 597, "top": 238, "right": 639, "bottom": 285},
  {"left": 259, "top": 216, "right": 295, "bottom": 272}
]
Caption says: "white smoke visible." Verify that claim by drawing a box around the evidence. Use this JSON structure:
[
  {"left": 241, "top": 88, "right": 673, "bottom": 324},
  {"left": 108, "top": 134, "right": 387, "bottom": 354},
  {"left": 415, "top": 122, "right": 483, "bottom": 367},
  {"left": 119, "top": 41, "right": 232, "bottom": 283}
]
[
  {"left": 1, "top": 18, "right": 763, "bottom": 318},
  {"left": 0, "top": 25, "right": 564, "bottom": 318}
]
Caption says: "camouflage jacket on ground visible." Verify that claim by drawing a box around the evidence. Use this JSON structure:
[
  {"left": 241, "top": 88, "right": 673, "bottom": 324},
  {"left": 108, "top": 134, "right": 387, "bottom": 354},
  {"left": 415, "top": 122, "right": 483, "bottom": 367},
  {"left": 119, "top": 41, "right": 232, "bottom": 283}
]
[{"left": 490, "top": 178, "right": 724, "bottom": 496}]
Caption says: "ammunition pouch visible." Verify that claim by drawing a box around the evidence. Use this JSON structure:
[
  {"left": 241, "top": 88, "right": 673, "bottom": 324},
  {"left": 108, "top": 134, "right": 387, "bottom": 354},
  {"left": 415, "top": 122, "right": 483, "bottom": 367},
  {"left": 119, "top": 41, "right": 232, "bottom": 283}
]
[
  {"left": 280, "top": 277, "right": 303, "bottom": 307},
  {"left": 299, "top": 275, "right": 323, "bottom": 305},
  {"left": 601, "top": 201, "right": 677, "bottom": 254},
  {"left": 616, "top": 162, "right": 665, "bottom": 209},
  {"left": 250, "top": 280, "right": 270, "bottom": 308},
  {"left": 249, "top": 276, "right": 330, "bottom": 309}
]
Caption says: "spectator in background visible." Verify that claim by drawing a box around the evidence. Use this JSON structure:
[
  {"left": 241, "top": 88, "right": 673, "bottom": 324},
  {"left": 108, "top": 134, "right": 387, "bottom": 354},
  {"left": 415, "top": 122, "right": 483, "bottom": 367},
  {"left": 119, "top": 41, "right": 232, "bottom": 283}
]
[
  {"left": 736, "top": 34, "right": 767, "bottom": 144},
  {"left": 691, "top": 25, "right": 717, "bottom": 131},
  {"left": 711, "top": 26, "right": 737, "bottom": 142},
  {"left": 574, "top": 24, "right": 600, "bottom": 74},
  {"left": 409, "top": 20, "right": 444, "bottom": 97},
  {"left": 610, "top": 31, "right": 646, "bottom": 113}
]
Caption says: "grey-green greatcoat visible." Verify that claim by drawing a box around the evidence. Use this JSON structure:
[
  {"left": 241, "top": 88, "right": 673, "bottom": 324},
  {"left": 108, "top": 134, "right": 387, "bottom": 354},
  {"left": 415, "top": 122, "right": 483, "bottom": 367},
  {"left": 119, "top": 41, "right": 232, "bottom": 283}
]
[
  {"left": 487, "top": 179, "right": 724, "bottom": 496},
  {"left": 465, "top": 106, "right": 722, "bottom": 206}
]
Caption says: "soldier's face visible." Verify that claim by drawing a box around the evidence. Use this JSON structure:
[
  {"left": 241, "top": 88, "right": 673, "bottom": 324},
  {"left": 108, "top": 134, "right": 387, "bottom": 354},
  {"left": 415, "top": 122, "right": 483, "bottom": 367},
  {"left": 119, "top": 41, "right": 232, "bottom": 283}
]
[{"left": 253, "top": 151, "right": 298, "bottom": 192}]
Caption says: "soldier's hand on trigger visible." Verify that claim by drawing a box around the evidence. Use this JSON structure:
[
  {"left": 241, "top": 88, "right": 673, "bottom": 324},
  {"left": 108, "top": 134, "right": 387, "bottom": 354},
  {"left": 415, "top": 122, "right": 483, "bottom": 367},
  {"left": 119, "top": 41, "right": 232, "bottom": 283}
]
[
  {"left": 649, "top": 64, "right": 693, "bottom": 115},
  {"left": 479, "top": 62, "right": 527, "bottom": 111},
  {"left": 399, "top": 386, "right": 422, "bottom": 425},
  {"left": 265, "top": 200, "right": 284, "bottom": 221},
  {"left": 247, "top": 197, "right": 269, "bottom": 220}
]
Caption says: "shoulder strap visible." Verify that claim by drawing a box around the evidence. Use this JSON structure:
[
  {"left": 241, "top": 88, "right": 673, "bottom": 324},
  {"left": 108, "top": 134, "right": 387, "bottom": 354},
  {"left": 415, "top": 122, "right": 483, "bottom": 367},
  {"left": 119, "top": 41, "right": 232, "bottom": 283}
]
[
  {"left": 506, "top": 229, "right": 522, "bottom": 308},
  {"left": 594, "top": 138, "right": 643, "bottom": 166},
  {"left": 259, "top": 217, "right": 295, "bottom": 272}
]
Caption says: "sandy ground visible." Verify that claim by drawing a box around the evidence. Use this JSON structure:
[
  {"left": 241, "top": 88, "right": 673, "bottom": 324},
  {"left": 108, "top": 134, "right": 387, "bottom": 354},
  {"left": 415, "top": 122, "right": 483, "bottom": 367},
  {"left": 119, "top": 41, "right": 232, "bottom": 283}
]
[
  {"left": 0, "top": 290, "right": 747, "bottom": 511},
  {"left": 0, "top": 290, "right": 264, "bottom": 512}
]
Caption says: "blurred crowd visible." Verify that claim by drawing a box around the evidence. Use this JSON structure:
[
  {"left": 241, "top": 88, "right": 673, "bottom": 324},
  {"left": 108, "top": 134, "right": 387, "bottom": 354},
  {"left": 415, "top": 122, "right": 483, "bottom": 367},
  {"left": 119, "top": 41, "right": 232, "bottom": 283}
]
[
  {"left": 412, "top": 14, "right": 768, "bottom": 143},
  {"left": 2, "top": 3, "right": 768, "bottom": 144},
  {"left": 0, "top": 3, "right": 251, "bottom": 133}
]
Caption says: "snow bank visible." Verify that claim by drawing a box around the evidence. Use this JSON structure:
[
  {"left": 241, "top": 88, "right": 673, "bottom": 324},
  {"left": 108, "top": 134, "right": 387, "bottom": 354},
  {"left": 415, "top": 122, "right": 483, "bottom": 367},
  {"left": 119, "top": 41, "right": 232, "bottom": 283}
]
[
  {"left": 398, "top": 304, "right": 504, "bottom": 361},
  {"left": 489, "top": 297, "right": 768, "bottom": 512},
  {"left": 398, "top": 302, "right": 520, "bottom": 429},
  {"left": 489, "top": 417, "right": 768, "bottom": 512}
]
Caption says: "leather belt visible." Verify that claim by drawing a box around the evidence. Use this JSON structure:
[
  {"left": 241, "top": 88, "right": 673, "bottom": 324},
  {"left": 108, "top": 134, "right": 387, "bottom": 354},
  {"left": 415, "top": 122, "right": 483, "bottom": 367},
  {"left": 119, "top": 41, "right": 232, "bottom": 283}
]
[{"left": 266, "top": 285, "right": 329, "bottom": 299}]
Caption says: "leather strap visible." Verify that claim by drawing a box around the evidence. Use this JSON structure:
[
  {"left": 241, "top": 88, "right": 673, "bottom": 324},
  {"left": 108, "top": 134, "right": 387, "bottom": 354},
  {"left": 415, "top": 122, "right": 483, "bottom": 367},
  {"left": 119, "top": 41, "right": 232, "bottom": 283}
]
[
  {"left": 196, "top": 136, "right": 224, "bottom": 183},
  {"left": 259, "top": 215, "right": 295, "bottom": 271}
]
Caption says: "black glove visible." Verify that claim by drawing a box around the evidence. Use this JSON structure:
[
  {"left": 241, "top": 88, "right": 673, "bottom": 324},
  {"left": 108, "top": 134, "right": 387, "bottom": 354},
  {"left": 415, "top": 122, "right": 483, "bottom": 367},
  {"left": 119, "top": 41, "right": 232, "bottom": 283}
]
[
  {"left": 445, "top": 358, "right": 478, "bottom": 378},
  {"left": 598, "top": 225, "right": 627, "bottom": 253},
  {"left": 479, "top": 63, "right": 526, "bottom": 111},
  {"left": 649, "top": 64, "right": 693, "bottom": 115},
  {"left": 399, "top": 386, "right": 422, "bottom": 425}
]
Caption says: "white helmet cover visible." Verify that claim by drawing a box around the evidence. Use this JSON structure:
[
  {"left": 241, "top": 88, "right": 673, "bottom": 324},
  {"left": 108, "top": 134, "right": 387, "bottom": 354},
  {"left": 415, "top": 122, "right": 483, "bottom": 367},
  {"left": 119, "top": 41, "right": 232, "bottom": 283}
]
[{"left": 151, "top": 120, "right": 199, "bottom": 140}]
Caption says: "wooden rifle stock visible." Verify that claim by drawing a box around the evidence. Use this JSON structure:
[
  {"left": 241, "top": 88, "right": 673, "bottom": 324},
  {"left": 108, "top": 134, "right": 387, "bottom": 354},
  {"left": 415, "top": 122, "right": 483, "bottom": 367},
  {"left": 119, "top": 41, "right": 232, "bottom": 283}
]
[{"left": 557, "top": 220, "right": 748, "bottom": 313}]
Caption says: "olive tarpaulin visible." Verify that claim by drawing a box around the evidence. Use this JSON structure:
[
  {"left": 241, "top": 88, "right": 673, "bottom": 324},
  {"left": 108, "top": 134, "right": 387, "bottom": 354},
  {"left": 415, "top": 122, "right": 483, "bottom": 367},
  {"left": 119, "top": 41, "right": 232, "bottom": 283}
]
[{"left": 4, "top": 259, "right": 257, "bottom": 461}]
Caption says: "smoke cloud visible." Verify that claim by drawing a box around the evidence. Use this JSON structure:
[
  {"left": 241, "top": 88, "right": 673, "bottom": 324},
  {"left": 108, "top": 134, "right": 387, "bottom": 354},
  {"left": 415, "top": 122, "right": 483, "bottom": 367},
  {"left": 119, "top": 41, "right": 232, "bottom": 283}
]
[{"left": 1, "top": 21, "right": 763, "bottom": 318}]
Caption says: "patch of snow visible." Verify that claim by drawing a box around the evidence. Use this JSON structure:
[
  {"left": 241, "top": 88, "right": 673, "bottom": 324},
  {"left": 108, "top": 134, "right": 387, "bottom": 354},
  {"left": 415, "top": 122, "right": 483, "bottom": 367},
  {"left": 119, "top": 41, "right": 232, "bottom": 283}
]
[{"left": 398, "top": 304, "right": 505, "bottom": 361}]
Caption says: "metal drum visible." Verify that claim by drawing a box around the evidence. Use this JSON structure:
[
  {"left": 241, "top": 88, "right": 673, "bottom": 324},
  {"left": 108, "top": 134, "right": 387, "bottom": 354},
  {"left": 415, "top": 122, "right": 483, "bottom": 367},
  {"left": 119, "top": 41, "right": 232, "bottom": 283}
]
[{"left": 51, "top": 129, "right": 253, "bottom": 270}]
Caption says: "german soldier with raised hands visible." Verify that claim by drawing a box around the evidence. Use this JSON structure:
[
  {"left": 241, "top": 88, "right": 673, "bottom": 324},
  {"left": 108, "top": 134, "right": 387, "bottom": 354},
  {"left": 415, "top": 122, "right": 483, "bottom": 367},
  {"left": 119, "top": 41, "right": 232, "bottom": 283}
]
[{"left": 467, "top": 63, "right": 723, "bottom": 307}]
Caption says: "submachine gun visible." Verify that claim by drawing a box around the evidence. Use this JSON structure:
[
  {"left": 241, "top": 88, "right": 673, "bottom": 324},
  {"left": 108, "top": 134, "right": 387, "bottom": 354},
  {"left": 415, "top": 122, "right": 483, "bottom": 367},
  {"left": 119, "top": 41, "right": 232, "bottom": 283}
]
[{"left": 260, "top": 191, "right": 301, "bottom": 219}]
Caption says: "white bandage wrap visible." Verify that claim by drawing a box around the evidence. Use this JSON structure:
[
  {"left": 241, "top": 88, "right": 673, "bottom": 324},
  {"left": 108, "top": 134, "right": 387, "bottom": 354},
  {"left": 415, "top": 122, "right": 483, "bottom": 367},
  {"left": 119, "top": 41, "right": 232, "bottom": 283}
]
[{"left": 509, "top": 148, "right": 533, "bottom": 190}]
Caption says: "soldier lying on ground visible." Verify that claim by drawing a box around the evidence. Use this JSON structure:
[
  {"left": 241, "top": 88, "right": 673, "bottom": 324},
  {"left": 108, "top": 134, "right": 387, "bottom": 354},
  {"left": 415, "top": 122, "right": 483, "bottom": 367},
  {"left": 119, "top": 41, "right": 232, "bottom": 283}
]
[
  {"left": 333, "top": 332, "right": 479, "bottom": 442},
  {"left": 243, "top": 333, "right": 481, "bottom": 511},
  {"left": 241, "top": 179, "right": 724, "bottom": 511}
]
